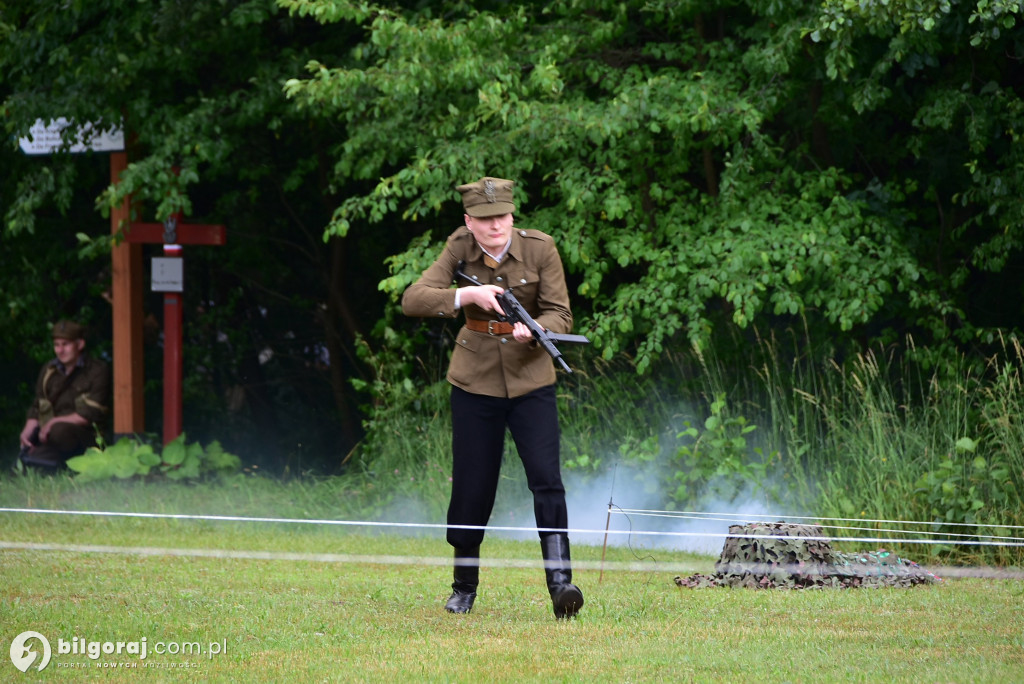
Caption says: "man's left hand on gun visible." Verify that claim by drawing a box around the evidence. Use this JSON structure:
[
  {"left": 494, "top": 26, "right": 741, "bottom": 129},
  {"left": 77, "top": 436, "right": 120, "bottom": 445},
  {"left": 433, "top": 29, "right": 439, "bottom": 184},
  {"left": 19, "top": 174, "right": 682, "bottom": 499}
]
[{"left": 511, "top": 321, "right": 532, "bottom": 344}]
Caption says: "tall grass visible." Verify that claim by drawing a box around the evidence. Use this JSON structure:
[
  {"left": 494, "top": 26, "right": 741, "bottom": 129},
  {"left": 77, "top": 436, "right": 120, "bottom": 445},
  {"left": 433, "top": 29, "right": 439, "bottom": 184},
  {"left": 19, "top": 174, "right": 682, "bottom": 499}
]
[
  {"left": 353, "top": 328, "right": 1024, "bottom": 565},
  {"left": 679, "top": 328, "right": 1024, "bottom": 564}
]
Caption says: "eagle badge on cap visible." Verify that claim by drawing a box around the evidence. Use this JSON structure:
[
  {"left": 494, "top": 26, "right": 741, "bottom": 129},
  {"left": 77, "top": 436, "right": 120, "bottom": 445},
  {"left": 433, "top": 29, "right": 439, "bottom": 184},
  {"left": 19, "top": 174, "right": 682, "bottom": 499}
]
[{"left": 457, "top": 176, "right": 516, "bottom": 217}]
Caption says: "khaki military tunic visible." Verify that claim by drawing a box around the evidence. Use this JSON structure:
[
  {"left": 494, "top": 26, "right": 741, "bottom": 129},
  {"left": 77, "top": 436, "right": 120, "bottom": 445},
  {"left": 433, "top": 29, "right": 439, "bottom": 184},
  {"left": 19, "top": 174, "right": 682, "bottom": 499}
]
[
  {"left": 402, "top": 226, "right": 573, "bottom": 398},
  {"left": 27, "top": 355, "right": 111, "bottom": 428}
]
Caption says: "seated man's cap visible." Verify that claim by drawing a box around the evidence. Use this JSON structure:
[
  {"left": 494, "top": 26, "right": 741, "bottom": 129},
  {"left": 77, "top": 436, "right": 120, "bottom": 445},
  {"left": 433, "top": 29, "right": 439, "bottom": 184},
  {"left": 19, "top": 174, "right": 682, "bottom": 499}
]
[
  {"left": 456, "top": 177, "right": 515, "bottom": 217},
  {"left": 52, "top": 320, "right": 84, "bottom": 341}
]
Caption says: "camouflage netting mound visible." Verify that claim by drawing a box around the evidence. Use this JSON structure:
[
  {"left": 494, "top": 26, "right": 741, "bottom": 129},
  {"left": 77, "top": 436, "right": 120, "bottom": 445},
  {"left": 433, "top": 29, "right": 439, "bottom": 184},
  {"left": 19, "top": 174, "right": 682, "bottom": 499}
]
[{"left": 674, "top": 522, "right": 941, "bottom": 589}]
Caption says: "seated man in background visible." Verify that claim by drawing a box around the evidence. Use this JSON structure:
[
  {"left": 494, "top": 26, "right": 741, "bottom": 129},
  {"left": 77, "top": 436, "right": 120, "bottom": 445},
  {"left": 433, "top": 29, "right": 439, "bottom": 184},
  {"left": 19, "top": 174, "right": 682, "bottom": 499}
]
[{"left": 18, "top": 320, "right": 111, "bottom": 471}]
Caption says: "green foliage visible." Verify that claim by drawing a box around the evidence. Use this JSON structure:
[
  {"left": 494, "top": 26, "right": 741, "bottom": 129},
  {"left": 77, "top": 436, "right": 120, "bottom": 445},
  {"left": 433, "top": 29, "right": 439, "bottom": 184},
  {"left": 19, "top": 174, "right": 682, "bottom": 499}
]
[
  {"left": 913, "top": 436, "right": 1016, "bottom": 536},
  {"left": 4, "top": 0, "right": 1024, "bottom": 476},
  {"left": 909, "top": 337, "right": 1024, "bottom": 551},
  {"left": 65, "top": 437, "right": 161, "bottom": 482},
  {"left": 806, "top": 0, "right": 1024, "bottom": 333},
  {"left": 66, "top": 434, "right": 241, "bottom": 483},
  {"left": 279, "top": 0, "right": 1024, "bottom": 381},
  {"left": 345, "top": 324, "right": 453, "bottom": 498},
  {"left": 669, "top": 393, "right": 777, "bottom": 507},
  {"left": 0, "top": 0, "right": 400, "bottom": 468},
  {"left": 558, "top": 354, "right": 671, "bottom": 475}
]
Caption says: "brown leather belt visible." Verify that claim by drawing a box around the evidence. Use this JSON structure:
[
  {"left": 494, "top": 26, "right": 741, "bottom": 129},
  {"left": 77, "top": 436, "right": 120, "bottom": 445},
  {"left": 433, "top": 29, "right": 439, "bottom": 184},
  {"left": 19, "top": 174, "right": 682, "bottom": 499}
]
[{"left": 465, "top": 318, "right": 514, "bottom": 335}]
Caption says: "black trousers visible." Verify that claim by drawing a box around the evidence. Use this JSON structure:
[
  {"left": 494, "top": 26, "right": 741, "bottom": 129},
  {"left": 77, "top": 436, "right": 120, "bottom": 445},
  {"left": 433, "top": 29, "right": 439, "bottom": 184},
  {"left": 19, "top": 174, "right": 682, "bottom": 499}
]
[{"left": 447, "top": 384, "right": 568, "bottom": 550}]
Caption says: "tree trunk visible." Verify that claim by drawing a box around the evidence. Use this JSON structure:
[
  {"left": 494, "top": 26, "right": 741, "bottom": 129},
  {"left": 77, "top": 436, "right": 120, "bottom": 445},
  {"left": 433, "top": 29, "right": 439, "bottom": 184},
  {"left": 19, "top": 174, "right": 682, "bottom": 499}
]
[{"left": 325, "top": 235, "right": 362, "bottom": 446}]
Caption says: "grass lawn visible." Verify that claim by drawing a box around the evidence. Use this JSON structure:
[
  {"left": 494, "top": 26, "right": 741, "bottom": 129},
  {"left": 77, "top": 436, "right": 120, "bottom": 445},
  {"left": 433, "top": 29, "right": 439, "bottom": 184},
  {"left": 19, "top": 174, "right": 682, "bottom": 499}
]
[{"left": 1, "top": 476, "right": 1022, "bottom": 682}]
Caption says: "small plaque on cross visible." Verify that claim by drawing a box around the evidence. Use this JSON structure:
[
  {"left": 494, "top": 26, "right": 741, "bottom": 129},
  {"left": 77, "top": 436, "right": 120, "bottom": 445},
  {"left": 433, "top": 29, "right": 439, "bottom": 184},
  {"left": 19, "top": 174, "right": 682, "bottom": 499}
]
[{"left": 151, "top": 257, "right": 184, "bottom": 292}]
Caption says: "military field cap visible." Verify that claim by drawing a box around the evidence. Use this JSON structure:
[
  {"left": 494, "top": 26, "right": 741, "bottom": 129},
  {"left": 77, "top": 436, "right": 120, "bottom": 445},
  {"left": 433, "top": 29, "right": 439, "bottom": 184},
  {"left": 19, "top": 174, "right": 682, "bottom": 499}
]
[
  {"left": 52, "top": 319, "right": 84, "bottom": 341},
  {"left": 457, "top": 176, "right": 515, "bottom": 217}
]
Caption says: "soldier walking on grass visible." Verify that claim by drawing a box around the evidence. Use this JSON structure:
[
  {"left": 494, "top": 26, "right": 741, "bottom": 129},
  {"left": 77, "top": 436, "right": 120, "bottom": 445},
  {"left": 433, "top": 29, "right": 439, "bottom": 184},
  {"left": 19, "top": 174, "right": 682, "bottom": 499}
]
[{"left": 402, "top": 176, "right": 584, "bottom": 619}]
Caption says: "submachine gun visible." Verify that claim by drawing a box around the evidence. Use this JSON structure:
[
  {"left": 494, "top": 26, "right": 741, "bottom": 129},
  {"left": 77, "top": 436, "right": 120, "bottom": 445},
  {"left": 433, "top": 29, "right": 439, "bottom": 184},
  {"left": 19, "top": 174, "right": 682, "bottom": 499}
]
[{"left": 454, "top": 260, "right": 589, "bottom": 373}]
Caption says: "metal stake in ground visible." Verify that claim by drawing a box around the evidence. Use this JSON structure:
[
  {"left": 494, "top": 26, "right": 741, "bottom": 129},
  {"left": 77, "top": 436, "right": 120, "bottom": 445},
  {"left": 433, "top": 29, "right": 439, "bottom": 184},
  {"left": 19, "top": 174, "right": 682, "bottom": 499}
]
[{"left": 599, "top": 463, "right": 619, "bottom": 584}]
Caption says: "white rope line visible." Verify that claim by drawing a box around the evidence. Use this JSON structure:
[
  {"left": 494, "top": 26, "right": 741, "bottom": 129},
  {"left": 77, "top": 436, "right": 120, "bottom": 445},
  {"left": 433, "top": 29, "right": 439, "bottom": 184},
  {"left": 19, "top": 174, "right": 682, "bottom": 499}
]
[
  {"left": 612, "top": 507, "right": 1024, "bottom": 531},
  {"left": 0, "top": 540, "right": 674, "bottom": 572},
  {"left": 2, "top": 540, "right": 1023, "bottom": 580},
  {"left": 613, "top": 510, "right": 1024, "bottom": 542},
  {"left": 2, "top": 507, "right": 1023, "bottom": 547}
]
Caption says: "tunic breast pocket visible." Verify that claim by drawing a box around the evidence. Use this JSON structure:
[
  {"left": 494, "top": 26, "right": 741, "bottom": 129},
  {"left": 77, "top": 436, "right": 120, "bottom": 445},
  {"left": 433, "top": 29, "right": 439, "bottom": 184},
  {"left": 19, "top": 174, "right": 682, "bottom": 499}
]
[{"left": 504, "top": 266, "right": 540, "bottom": 307}]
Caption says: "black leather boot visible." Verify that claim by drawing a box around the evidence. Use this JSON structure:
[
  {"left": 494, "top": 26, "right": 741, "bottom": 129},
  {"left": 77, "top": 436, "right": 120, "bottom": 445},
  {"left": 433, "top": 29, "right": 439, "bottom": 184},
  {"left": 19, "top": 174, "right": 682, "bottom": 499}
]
[
  {"left": 444, "top": 547, "right": 479, "bottom": 614},
  {"left": 540, "top": 533, "right": 584, "bottom": 619}
]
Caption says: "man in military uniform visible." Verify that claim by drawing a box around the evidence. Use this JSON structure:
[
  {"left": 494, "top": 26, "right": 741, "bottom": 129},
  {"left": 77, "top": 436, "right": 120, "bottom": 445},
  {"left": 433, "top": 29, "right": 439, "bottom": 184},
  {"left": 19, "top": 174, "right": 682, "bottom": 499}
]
[
  {"left": 402, "top": 176, "right": 584, "bottom": 619},
  {"left": 18, "top": 320, "right": 111, "bottom": 471}
]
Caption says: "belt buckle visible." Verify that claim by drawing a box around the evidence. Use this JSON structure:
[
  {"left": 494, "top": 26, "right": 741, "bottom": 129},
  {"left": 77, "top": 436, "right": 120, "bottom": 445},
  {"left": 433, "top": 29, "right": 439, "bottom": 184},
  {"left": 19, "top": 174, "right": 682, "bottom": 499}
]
[{"left": 487, "top": 320, "right": 499, "bottom": 335}]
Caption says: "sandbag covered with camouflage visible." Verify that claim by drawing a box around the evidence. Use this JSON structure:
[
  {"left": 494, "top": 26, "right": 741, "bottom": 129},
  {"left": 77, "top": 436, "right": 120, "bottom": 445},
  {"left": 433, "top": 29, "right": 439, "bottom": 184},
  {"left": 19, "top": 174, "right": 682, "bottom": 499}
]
[{"left": 673, "top": 521, "right": 941, "bottom": 589}]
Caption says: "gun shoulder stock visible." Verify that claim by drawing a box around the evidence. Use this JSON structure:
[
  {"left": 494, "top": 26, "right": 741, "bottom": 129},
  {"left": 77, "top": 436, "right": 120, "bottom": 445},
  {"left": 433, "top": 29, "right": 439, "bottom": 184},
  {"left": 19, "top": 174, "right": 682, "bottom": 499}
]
[{"left": 547, "top": 333, "right": 590, "bottom": 345}]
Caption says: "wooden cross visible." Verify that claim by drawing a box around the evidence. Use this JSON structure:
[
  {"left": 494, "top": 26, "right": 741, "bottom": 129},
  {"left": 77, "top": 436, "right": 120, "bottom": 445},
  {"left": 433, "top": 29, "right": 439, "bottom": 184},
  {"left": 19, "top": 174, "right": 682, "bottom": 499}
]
[{"left": 121, "top": 204, "right": 225, "bottom": 445}]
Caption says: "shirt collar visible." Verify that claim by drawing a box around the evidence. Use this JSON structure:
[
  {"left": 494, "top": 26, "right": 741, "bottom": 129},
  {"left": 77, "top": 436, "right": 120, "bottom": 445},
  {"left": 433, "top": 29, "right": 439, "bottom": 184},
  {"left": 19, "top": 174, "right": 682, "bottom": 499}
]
[
  {"left": 50, "top": 355, "right": 85, "bottom": 376},
  {"left": 480, "top": 236, "right": 512, "bottom": 264}
]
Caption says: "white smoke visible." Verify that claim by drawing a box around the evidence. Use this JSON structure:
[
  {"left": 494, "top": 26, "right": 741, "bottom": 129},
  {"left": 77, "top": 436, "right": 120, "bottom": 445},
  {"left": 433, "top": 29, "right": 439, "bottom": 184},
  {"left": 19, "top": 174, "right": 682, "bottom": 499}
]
[{"left": 489, "top": 461, "right": 781, "bottom": 556}]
